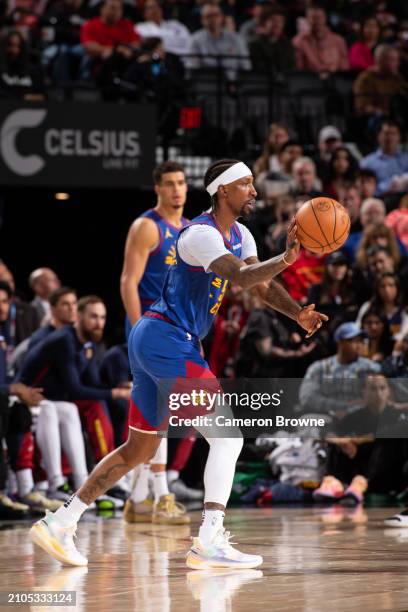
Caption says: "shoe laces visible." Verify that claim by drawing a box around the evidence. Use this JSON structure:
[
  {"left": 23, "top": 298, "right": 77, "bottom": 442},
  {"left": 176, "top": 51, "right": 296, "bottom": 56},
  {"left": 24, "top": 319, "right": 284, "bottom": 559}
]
[
  {"left": 161, "top": 496, "right": 186, "bottom": 516},
  {"left": 214, "top": 529, "right": 237, "bottom": 550}
]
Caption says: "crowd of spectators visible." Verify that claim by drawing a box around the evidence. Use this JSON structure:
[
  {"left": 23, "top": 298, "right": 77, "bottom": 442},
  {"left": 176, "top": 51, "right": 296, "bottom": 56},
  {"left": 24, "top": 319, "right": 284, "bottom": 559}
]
[
  {"left": 2, "top": 0, "right": 408, "bottom": 512},
  {"left": 1, "top": 1, "right": 408, "bottom": 140}
]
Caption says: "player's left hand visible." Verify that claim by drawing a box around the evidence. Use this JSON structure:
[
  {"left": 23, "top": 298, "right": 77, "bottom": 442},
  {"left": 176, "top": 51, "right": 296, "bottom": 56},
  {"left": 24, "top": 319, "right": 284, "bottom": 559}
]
[
  {"left": 297, "top": 303, "right": 329, "bottom": 338},
  {"left": 284, "top": 218, "right": 300, "bottom": 265}
]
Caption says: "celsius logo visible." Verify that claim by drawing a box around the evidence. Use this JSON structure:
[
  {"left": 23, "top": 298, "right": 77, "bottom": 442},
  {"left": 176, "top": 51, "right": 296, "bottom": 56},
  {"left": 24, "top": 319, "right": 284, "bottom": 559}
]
[{"left": 0, "top": 109, "right": 46, "bottom": 176}]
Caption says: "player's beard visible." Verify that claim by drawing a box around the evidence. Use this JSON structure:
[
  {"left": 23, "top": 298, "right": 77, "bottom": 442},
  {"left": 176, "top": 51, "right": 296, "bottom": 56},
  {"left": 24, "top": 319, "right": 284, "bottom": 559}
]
[
  {"left": 81, "top": 326, "right": 103, "bottom": 343},
  {"left": 239, "top": 199, "right": 256, "bottom": 219}
]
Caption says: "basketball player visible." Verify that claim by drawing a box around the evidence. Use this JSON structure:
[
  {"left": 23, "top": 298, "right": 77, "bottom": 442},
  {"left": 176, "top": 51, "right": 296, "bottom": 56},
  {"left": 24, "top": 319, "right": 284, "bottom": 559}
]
[
  {"left": 30, "top": 159, "right": 328, "bottom": 569},
  {"left": 120, "top": 160, "right": 191, "bottom": 525}
]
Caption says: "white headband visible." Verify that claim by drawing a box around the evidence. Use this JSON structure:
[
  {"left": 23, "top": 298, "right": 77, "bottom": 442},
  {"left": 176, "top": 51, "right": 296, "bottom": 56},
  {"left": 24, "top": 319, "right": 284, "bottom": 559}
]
[{"left": 206, "top": 162, "right": 253, "bottom": 196}]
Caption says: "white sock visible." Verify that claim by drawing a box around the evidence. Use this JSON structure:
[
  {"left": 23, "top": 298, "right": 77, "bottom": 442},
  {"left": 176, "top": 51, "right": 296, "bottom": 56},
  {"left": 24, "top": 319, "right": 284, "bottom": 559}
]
[
  {"left": 130, "top": 464, "right": 150, "bottom": 503},
  {"left": 167, "top": 469, "right": 179, "bottom": 483},
  {"left": 153, "top": 471, "right": 169, "bottom": 501},
  {"left": 16, "top": 469, "right": 34, "bottom": 498},
  {"left": 199, "top": 509, "right": 225, "bottom": 544},
  {"left": 54, "top": 494, "right": 88, "bottom": 527}
]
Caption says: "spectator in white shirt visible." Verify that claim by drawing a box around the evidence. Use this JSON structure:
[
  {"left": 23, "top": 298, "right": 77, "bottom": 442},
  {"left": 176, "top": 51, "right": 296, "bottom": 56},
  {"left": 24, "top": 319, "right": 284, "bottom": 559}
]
[
  {"left": 135, "top": 0, "right": 191, "bottom": 57},
  {"left": 188, "top": 3, "right": 250, "bottom": 78},
  {"left": 29, "top": 267, "right": 61, "bottom": 322}
]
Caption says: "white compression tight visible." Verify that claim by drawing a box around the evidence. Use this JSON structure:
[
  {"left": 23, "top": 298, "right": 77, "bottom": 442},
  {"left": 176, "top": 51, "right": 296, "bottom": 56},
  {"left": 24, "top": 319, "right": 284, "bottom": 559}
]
[
  {"left": 35, "top": 400, "right": 88, "bottom": 490},
  {"left": 201, "top": 437, "right": 243, "bottom": 506}
]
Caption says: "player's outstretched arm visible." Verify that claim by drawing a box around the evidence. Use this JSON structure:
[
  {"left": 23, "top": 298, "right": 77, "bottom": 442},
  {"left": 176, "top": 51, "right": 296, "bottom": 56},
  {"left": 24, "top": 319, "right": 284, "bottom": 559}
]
[
  {"left": 120, "top": 217, "right": 159, "bottom": 327},
  {"left": 253, "top": 277, "right": 328, "bottom": 338},
  {"left": 209, "top": 218, "right": 300, "bottom": 290}
]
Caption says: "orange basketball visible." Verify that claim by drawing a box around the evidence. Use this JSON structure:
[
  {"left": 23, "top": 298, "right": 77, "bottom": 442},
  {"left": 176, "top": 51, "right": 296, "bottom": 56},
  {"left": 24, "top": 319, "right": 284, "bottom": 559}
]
[{"left": 295, "top": 197, "right": 350, "bottom": 255}]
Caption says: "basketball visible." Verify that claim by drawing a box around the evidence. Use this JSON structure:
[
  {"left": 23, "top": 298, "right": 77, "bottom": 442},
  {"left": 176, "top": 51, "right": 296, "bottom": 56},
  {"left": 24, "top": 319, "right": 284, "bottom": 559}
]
[{"left": 295, "top": 197, "right": 351, "bottom": 254}]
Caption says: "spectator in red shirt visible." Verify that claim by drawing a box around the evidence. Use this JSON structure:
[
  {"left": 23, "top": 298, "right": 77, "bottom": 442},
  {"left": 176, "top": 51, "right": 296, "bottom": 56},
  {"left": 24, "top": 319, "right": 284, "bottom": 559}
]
[
  {"left": 349, "top": 16, "right": 382, "bottom": 72},
  {"left": 80, "top": 0, "right": 140, "bottom": 69},
  {"left": 293, "top": 5, "right": 349, "bottom": 74},
  {"left": 282, "top": 248, "right": 326, "bottom": 303}
]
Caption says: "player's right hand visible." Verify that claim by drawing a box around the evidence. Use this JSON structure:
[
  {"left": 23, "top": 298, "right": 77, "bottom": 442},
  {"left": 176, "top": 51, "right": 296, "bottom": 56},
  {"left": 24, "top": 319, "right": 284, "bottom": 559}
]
[
  {"left": 112, "top": 387, "right": 131, "bottom": 400},
  {"left": 284, "top": 218, "right": 300, "bottom": 265},
  {"left": 10, "top": 383, "right": 44, "bottom": 406}
]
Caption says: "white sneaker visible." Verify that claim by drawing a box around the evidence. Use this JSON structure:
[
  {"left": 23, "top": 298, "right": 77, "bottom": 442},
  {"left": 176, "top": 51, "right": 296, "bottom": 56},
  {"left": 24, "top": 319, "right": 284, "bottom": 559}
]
[
  {"left": 186, "top": 529, "right": 263, "bottom": 570},
  {"left": 384, "top": 509, "right": 408, "bottom": 527},
  {"left": 169, "top": 479, "right": 204, "bottom": 501},
  {"left": 30, "top": 510, "right": 88, "bottom": 567}
]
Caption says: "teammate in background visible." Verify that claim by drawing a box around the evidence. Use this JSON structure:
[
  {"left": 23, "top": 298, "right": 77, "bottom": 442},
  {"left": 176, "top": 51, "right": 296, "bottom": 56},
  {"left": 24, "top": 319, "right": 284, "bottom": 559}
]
[
  {"left": 120, "top": 161, "right": 194, "bottom": 525},
  {"left": 30, "top": 159, "right": 327, "bottom": 569}
]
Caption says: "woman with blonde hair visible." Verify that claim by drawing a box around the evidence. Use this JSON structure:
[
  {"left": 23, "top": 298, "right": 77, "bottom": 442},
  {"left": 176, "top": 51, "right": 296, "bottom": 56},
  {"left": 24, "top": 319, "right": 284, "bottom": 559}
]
[
  {"left": 253, "top": 123, "right": 289, "bottom": 176},
  {"left": 356, "top": 224, "right": 401, "bottom": 270}
]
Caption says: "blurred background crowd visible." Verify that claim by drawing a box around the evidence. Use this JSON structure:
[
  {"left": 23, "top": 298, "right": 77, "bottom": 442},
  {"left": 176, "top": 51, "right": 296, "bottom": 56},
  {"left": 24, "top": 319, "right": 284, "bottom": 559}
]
[{"left": 1, "top": 0, "right": 408, "bottom": 516}]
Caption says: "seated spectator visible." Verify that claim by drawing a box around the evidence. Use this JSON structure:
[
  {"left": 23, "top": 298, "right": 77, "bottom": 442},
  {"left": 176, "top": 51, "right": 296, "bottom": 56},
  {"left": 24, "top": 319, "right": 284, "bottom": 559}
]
[
  {"left": 29, "top": 267, "right": 61, "bottom": 323},
  {"left": 80, "top": 0, "right": 140, "bottom": 77},
  {"left": 385, "top": 193, "right": 408, "bottom": 251},
  {"left": 0, "top": 30, "right": 45, "bottom": 100},
  {"left": 135, "top": 0, "right": 191, "bottom": 57},
  {"left": 187, "top": 3, "right": 250, "bottom": 78},
  {"left": 239, "top": 0, "right": 273, "bottom": 44},
  {"left": 11, "top": 287, "right": 78, "bottom": 372},
  {"left": 320, "top": 374, "right": 407, "bottom": 501},
  {"left": 356, "top": 224, "right": 405, "bottom": 272},
  {"left": 360, "top": 121, "right": 408, "bottom": 196},
  {"left": 255, "top": 140, "right": 303, "bottom": 200},
  {"left": 41, "top": 0, "right": 90, "bottom": 84},
  {"left": 264, "top": 194, "right": 297, "bottom": 255},
  {"left": 353, "top": 45, "right": 408, "bottom": 117},
  {"left": 253, "top": 123, "right": 290, "bottom": 177},
  {"left": 342, "top": 197, "right": 386, "bottom": 260},
  {"left": 289, "top": 156, "right": 323, "bottom": 199},
  {"left": 324, "top": 146, "right": 359, "bottom": 199},
  {"left": 0, "top": 281, "right": 61, "bottom": 515},
  {"left": 208, "top": 286, "right": 250, "bottom": 378},
  {"left": 382, "top": 332, "right": 408, "bottom": 399},
  {"left": 360, "top": 309, "right": 394, "bottom": 360},
  {"left": 249, "top": 6, "right": 295, "bottom": 75},
  {"left": 337, "top": 184, "right": 362, "bottom": 232},
  {"left": 122, "top": 37, "right": 185, "bottom": 135},
  {"left": 17, "top": 296, "right": 130, "bottom": 466},
  {"left": 315, "top": 125, "right": 342, "bottom": 182},
  {"left": 28, "top": 286, "right": 78, "bottom": 348},
  {"left": 367, "top": 246, "right": 397, "bottom": 277},
  {"left": 281, "top": 247, "right": 325, "bottom": 303},
  {"left": 349, "top": 16, "right": 382, "bottom": 72},
  {"left": 299, "top": 322, "right": 380, "bottom": 419},
  {"left": 308, "top": 251, "right": 358, "bottom": 325},
  {"left": 355, "top": 168, "right": 378, "bottom": 200},
  {"left": 293, "top": 4, "right": 349, "bottom": 74},
  {"left": 235, "top": 296, "right": 316, "bottom": 378},
  {"left": 356, "top": 272, "right": 408, "bottom": 340}
]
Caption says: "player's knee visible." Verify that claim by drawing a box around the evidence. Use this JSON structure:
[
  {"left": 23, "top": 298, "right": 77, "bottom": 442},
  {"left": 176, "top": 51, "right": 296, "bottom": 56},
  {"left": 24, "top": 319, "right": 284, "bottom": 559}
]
[
  {"left": 210, "top": 436, "right": 243, "bottom": 460},
  {"left": 120, "top": 434, "right": 159, "bottom": 467}
]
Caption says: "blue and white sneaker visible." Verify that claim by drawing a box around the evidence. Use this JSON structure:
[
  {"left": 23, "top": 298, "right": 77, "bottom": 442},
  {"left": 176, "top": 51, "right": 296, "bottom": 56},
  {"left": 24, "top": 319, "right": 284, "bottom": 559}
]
[
  {"left": 186, "top": 529, "right": 263, "bottom": 570},
  {"left": 384, "top": 508, "right": 408, "bottom": 527},
  {"left": 30, "top": 510, "right": 88, "bottom": 567}
]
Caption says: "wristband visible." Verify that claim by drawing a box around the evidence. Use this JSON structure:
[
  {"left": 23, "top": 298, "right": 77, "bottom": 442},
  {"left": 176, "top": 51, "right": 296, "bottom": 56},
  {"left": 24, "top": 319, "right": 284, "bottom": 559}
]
[{"left": 282, "top": 252, "right": 291, "bottom": 266}]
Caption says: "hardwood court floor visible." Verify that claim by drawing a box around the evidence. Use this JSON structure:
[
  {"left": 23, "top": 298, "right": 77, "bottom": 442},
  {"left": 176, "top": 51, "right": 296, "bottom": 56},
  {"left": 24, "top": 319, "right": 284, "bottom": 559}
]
[{"left": 1, "top": 507, "right": 408, "bottom": 612}]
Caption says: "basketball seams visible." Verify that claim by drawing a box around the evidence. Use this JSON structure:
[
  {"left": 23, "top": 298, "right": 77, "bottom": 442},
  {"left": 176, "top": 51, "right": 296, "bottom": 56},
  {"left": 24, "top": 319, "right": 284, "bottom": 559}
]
[
  {"left": 333, "top": 216, "right": 350, "bottom": 245},
  {"left": 296, "top": 215, "right": 325, "bottom": 252},
  {"left": 310, "top": 199, "right": 330, "bottom": 247},
  {"left": 296, "top": 198, "right": 350, "bottom": 254},
  {"left": 331, "top": 199, "right": 337, "bottom": 243}
]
